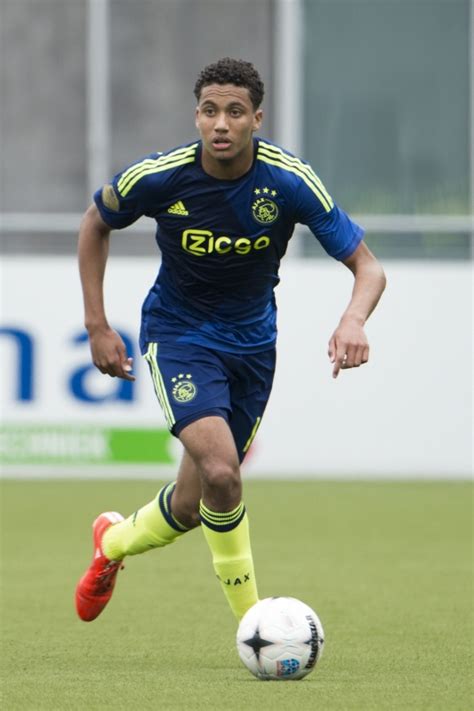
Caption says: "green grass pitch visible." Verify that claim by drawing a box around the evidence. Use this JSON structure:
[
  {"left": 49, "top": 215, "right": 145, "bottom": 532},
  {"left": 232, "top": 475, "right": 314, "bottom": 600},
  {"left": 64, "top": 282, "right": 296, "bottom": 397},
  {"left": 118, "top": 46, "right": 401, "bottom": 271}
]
[{"left": 1, "top": 480, "right": 472, "bottom": 710}]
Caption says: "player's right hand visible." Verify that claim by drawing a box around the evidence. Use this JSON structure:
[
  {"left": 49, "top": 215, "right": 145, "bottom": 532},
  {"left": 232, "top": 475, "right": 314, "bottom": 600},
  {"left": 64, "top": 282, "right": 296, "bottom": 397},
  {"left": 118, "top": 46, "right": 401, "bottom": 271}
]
[{"left": 88, "top": 326, "right": 136, "bottom": 381}]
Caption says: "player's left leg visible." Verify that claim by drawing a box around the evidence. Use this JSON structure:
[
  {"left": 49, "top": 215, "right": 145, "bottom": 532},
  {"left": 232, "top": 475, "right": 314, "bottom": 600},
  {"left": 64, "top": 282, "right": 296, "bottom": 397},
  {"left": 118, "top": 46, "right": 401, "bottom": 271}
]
[
  {"left": 226, "top": 348, "right": 276, "bottom": 463},
  {"left": 192, "top": 347, "right": 276, "bottom": 620},
  {"left": 178, "top": 415, "right": 259, "bottom": 621},
  {"left": 175, "top": 348, "right": 276, "bottom": 622}
]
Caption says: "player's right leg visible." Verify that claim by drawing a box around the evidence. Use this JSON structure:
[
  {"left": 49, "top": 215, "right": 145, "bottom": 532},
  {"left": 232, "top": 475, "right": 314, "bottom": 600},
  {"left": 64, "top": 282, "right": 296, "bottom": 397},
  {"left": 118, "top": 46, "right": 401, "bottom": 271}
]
[
  {"left": 75, "top": 340, "right": 238, "bottom": 622},
  {"left": 75, "top": 453, "right": 200, "bottom": 622},
  {"left": 101, "top": 451, "right": 201, "bottom": 561}
]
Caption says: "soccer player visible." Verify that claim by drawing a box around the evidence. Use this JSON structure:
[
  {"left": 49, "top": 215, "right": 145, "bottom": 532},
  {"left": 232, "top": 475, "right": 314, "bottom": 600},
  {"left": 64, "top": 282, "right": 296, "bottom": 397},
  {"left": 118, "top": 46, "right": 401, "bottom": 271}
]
[{"left": 75, "top": 58, "right": 386, "bottom": 623}]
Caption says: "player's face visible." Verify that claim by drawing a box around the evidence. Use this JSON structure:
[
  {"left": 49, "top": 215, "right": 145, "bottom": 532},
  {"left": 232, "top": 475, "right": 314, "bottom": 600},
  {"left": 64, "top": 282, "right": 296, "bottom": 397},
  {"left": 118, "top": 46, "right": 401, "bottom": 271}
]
[{"left": 195, "top": 84, "right": 262, "bottom": 177}]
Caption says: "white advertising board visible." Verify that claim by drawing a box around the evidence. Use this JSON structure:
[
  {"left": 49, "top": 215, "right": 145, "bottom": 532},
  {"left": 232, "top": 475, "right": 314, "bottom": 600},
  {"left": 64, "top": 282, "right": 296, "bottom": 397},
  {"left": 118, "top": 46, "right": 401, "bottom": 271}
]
[{"left": 0, "top": 256, "right": 471, "bottom": 477}]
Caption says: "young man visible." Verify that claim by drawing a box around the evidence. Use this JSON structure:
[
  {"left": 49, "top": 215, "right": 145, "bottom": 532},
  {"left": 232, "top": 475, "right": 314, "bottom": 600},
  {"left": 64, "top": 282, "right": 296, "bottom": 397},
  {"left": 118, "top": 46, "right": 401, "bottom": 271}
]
[{"left": 75, "top": 58, "right": 386, "bottom": 623}]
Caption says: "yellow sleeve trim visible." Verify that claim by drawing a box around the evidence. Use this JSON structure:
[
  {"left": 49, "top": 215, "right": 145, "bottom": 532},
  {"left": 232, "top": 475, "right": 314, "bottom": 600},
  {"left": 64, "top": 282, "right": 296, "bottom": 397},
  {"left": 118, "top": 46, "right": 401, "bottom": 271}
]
[
  {"left": 257, "top": 141, "right": 334, "bottom": 212},
  {"left": 118, "top": 144, "right": 198, "bottom": 197}
]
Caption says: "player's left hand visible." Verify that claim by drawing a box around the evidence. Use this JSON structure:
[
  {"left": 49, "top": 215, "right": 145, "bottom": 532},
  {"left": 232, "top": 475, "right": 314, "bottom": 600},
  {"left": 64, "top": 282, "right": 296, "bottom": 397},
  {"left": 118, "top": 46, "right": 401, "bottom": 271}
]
[{"left": 328, "top": 316, "right": 369, "bottom": 379}]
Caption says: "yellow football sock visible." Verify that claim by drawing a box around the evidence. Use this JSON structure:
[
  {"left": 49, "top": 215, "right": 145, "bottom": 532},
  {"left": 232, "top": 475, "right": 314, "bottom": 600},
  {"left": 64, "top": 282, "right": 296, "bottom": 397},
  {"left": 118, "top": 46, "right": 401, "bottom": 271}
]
[
  {"left": 102, "top": 482, "right": 188, "bottom": 560},
  {"left": 199, "top": 500, "right": 258, "bottom": 621}
]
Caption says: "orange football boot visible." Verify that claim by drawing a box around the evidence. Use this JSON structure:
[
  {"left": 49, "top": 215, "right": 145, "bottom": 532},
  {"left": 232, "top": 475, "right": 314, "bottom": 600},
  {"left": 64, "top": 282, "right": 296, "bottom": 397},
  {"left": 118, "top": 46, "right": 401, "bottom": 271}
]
[{"left": 75, "top": 512, "right": 125, "bottom": 621}]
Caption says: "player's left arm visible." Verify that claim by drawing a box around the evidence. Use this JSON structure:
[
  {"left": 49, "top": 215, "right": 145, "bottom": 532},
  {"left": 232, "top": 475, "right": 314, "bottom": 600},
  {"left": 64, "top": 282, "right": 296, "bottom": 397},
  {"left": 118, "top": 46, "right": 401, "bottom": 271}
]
[{"left": 328, "top": 241, "right": 386, "bottom": 379}]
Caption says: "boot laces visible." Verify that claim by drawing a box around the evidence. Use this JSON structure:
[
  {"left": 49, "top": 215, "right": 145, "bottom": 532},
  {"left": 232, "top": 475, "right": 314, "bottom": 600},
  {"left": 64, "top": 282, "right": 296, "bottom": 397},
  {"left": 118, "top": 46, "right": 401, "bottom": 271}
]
[{"left": 96, "top": 561, "right": 124, "bottom": 593}]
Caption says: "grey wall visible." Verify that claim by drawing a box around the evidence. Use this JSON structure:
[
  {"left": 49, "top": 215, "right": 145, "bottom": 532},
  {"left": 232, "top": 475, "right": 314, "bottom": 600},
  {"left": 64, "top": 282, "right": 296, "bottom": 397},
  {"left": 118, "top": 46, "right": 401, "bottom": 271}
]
[
  {"left": 1, "top": 0, "right": 470, "bottom": 259},
  {"left": 110, "top": 0, "right": 274, "bottom": 173},
  {"left": 303, "top": 0, "right": 470, "bottom": 216},
  {"left": 1, "top": 0, "right": 88, "bottom": 212},
  {"left": 302, "top": 0, "right": 471, "bottom": 259},
  {"left": 0, "top": 0, "right": 274, "bottom": 213}
]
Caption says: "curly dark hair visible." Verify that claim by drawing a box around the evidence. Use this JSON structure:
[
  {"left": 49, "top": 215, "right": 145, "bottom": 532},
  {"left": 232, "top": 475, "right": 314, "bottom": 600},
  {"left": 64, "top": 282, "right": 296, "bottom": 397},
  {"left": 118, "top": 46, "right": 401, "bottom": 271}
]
[{"left": 194, "top": 57, "right": 264, "bottom": 109}]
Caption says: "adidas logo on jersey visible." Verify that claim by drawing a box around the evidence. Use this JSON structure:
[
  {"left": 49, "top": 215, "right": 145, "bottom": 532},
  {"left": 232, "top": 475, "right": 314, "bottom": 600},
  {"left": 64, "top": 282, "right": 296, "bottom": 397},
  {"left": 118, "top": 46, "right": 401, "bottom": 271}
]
[{"left": 167, "top": 200, "right": 189, "bottom": 216}]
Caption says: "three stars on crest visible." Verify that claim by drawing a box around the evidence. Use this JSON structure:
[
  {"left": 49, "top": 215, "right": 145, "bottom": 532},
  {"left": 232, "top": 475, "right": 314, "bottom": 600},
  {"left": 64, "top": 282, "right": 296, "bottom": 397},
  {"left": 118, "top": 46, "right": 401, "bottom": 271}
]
[{"left": 254, "top": 187, "right": 277, "bottom": 197}]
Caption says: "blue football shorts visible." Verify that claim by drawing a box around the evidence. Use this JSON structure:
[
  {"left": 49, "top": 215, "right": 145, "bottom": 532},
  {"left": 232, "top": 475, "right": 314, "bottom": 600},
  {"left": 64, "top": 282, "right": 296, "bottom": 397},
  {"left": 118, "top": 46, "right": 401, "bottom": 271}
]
[{"left": 142, "top": 340, "right": 276, "bottom": 462}]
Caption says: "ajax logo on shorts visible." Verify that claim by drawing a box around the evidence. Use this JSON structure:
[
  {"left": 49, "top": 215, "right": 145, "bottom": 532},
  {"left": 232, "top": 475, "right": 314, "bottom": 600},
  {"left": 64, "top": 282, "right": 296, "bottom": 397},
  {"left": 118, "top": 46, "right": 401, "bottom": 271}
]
[{"left": 171, "top": 373, "right": 197, "bottom": 403}]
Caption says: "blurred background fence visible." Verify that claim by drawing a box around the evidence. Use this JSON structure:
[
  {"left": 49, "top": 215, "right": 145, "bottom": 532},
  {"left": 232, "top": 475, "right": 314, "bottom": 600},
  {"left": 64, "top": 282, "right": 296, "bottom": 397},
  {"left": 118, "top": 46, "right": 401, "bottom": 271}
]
[{"left": 0, "top": 0, "right": 472, "bottom": 476}]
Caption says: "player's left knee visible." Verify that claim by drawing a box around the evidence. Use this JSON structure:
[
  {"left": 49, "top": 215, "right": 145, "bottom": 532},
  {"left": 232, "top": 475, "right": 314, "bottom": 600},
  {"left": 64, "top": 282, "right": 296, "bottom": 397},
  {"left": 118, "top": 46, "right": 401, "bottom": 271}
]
[{"left": 201, "top": 461, "right": 242, "bottom": 509}]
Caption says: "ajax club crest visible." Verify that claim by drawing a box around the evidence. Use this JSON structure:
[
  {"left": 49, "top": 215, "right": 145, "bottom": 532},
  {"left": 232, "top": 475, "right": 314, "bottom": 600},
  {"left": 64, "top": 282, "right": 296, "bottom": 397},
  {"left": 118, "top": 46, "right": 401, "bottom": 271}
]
[
  {"left": 171, "top": 373, "right": 197, "bottom": 403},
  {"left": 252, "top": 187, "right": 279, "bottom": 225}
]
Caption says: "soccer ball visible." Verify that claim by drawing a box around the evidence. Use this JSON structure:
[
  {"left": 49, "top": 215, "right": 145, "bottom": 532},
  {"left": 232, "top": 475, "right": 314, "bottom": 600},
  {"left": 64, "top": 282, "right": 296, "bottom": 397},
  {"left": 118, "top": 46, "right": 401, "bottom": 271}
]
[{"left": 236, "top": 597, "right": 325, "bottom": 681}]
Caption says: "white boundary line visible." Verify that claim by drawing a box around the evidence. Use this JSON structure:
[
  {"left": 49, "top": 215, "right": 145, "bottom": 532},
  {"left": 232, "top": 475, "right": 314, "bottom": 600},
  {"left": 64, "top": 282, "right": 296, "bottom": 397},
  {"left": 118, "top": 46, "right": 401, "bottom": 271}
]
[{"left": 0, "top": 465, "right": 470, "bottom": 480}]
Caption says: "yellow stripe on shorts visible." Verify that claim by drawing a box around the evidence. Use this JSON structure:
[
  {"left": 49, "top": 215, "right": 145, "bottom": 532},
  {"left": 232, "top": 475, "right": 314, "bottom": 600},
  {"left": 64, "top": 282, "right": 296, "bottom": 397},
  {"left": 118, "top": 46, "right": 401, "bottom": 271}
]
[
  {"left": 243, "top": 416, "right": 262, "bottom": 453},
  {"left": 143, "top": 343, "right": 176, "bottom": 429}
]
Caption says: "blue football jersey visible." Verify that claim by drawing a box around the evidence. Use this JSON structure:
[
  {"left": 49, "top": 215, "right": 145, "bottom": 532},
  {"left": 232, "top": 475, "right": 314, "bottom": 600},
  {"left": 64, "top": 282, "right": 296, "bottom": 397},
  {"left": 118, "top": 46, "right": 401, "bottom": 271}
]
[{"left": 94, "top": 138, "right": 363, "bottom": 353}]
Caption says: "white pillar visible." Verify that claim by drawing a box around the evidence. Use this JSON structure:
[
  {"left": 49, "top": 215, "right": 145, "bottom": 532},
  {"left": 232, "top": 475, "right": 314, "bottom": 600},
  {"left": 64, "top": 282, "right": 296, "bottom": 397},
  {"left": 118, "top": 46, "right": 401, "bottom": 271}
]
[
  {"left": 470, "top": 0, "right": 474, "bottom": 252},
  {"left": 273, "top": 0, "right": 303, "bottom": 156},
  {"left": 274, "top": 0, "right": 304, "bottom": 256},
  {"left": 87, "top": 0, "right": 110, "bottom": 196}
]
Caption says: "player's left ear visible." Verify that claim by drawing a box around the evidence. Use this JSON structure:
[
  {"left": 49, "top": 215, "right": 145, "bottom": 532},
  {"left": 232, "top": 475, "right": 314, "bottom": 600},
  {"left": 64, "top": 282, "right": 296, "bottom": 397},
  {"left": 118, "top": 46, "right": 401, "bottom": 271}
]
[{"left": 252, "top": 109, "right": 263, "bottom": 132}]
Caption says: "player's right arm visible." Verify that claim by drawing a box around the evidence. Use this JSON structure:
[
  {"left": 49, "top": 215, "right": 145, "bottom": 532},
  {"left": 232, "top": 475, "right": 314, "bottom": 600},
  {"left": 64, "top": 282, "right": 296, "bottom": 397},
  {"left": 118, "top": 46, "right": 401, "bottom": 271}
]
[
  {"left": 78, "top": 203, "right": 135, "bottom": 381},
  {"left": 79, "top": 150, "right": 165, "bottom": 378}
]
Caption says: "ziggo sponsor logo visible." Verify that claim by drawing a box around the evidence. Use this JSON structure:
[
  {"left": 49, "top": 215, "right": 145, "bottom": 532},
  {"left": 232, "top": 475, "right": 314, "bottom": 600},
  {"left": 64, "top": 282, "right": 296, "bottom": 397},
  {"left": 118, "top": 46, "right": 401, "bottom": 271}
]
[{"left": 181, "top": 229, "right": 270, "bottom": 256}]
